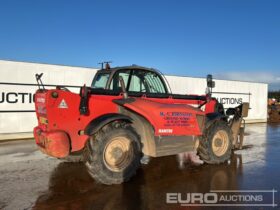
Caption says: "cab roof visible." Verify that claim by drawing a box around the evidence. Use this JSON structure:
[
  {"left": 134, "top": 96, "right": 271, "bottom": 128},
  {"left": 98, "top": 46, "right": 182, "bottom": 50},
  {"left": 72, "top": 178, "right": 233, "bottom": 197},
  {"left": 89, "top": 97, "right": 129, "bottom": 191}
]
[{"left": 96, "top": 65, "right": 160, "bottom": 74}]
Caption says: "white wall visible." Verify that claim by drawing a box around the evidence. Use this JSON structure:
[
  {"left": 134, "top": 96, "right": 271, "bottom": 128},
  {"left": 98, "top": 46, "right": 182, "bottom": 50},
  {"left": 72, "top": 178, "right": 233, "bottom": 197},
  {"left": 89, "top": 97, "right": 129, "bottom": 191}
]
[
  {"left": 0, "top": 60, "right": 97, "bottom": 134},
  {"left": 0, "top": 60, "right": 267, "bottom": 134},
  {"left": 165, "top": 75, "right": 268, "bottom": 123}
]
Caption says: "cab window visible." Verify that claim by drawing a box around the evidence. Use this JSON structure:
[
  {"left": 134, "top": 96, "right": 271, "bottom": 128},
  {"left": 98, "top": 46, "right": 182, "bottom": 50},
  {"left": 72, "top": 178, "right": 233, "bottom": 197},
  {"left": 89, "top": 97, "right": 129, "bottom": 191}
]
[
  {"left": 128, "top": 74, "right": 146, "bottom": 92},
  {"left": 109, "top": 70, "right": 131, "bottom": 91},
  {"left": 91, "top": 73, "right": 110, "bottom": 89},
  {"left": 109, "top": 69, "right": 167, "bottom": 94},
  {"left": 130, "top": 70, "right": 167, "bottom": 93},
  {"left": 144, "top": 71, "right": 166, "bottom": 93}
]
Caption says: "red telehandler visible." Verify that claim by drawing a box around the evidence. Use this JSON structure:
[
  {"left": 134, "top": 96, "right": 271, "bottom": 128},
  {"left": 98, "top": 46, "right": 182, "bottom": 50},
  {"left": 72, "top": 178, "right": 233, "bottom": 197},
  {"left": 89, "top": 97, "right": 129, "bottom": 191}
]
[{"left": 34, "top": 65, "right": 248, "bottom": 184}]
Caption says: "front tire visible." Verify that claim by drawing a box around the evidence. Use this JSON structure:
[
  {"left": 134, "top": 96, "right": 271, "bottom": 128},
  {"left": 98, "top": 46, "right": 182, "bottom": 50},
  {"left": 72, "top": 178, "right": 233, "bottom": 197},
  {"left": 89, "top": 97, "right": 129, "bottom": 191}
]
[
  {"left": 84, "top": 123, "right": 142, "bottom": 185},
  {"left": 198, "top": 121, "right": 233, "bottom": 164}
]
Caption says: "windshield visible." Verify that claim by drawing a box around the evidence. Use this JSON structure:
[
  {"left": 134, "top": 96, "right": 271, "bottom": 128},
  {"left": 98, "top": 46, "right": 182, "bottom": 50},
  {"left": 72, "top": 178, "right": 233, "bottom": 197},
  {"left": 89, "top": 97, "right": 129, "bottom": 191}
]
[{"left": 91, "top": 73, "right": 110, "bottom": 89}]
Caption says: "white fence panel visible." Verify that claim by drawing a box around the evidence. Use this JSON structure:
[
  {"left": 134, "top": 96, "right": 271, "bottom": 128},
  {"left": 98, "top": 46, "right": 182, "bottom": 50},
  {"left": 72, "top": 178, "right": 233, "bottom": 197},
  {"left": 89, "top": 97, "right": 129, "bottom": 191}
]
[{"left": 0, "top": 60, "right": 268, "bottom": 135}]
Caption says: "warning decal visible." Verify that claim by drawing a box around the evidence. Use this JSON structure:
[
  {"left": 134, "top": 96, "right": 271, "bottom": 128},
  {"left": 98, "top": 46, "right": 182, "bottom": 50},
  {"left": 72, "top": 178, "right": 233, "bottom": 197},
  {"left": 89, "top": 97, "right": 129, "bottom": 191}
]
[{"left": 58, "top": 99, "right": 68, "bottom": 108}]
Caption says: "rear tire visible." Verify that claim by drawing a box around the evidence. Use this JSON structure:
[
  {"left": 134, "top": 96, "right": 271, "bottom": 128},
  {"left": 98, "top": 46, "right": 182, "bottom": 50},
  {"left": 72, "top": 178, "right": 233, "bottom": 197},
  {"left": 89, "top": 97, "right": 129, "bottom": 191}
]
[
  {"left": 198, "top": 121, "right": 233, "bottom": 164},
  {"left": 84, "top": 123, "right": 142, "bottom": 185}
]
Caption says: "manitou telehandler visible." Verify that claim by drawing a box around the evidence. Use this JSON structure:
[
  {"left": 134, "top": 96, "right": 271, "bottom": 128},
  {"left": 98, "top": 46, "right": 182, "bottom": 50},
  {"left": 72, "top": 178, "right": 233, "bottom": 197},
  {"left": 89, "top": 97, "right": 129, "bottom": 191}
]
[{"left": 34, "top": 65, "right": 248, "bottom": 184}]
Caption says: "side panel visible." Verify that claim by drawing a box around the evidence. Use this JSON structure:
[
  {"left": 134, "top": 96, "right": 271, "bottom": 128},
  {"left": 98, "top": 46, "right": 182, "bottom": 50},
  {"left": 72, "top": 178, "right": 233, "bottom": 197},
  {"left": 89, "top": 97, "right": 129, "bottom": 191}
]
[
  {"left": 154, "top": 136, "right": 197, "bottom": 157},
  {"left": 119, "top": 106, "right": 198, "bottom": 157},
  {"left": 35, "top": 90, "right": 122, "bottom": 151},
  {"left": 119, "top": 106, "right": 157, "bottom": 156},
  {"left": 115, "top": 98, "right": 205, "bottom": 136}
]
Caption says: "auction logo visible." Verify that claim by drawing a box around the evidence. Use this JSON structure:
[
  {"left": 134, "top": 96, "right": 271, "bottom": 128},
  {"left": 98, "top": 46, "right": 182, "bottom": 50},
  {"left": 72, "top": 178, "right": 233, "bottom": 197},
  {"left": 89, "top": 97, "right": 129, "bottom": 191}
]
[
  {"left": 0, "top": 92, "right": 34, "bottom": 103},
  {"left": 166, "top": 190, "right": 277, "bottom": 207},
  {"left": 216, "top": 97, "right": 243, "bottom": 105}
]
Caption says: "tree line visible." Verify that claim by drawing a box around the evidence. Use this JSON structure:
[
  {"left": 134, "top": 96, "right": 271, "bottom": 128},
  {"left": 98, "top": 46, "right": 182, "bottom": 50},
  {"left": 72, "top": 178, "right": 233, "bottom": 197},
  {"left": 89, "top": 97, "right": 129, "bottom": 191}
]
[{"left": 268, "top": 91, "right": 280, "bottom": 100}]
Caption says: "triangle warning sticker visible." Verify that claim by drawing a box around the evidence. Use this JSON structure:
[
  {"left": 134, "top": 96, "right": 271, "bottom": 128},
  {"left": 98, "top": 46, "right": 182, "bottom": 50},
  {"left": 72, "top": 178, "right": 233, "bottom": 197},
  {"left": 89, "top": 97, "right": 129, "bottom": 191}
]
[{"left": 58, "top": 99, "right": 68, "bottom": 108}]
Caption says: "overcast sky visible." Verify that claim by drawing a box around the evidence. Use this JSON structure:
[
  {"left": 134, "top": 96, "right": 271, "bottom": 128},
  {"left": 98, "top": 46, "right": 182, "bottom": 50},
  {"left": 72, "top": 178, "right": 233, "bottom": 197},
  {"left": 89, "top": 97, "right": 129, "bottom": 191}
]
[{"left": 0, "top": 0, "right": 279, "bottom": 90}]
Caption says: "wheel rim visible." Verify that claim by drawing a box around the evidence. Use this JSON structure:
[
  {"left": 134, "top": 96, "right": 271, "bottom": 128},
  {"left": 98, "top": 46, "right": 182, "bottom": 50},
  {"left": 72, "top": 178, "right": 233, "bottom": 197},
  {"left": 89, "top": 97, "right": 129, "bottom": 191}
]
[
  {"left": 212, "top": 130, "right": 229, "bottom": 157},
  {"left": 103, "top": 137, "right": 134, "bottom": 172}
]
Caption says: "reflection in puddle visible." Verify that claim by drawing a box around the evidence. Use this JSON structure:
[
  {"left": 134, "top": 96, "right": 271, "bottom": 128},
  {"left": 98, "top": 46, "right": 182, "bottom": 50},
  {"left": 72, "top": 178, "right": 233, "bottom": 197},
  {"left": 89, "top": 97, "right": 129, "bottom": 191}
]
[
  {"left": 234, "top": 123, "right": 269, "bottom": 167},
  {"left": 33, "top": 154, "right": 243, "bottom": 210}
]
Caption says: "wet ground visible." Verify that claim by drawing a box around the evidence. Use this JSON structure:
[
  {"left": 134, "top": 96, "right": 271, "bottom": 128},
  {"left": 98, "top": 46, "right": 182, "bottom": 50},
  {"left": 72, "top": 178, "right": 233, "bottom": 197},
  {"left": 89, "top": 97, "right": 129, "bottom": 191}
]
[{"left": 0, "top": 123, "right": 279, "bottom": 210}]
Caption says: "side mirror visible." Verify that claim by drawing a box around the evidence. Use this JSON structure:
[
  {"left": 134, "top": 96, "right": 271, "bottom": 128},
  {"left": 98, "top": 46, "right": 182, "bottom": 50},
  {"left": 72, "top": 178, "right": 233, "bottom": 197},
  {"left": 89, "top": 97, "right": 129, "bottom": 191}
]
[{"left": 207, "top": 74, "right": 215, "bottom": 88}]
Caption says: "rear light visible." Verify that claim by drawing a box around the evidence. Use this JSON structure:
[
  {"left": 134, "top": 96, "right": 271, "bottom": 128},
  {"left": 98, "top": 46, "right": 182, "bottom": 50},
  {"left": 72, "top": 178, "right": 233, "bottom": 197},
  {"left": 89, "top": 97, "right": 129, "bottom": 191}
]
[
  {"left": 39, "top": 117, "right": 48, "bottom": 125},
  {"left": 51, "top": 91, "right": 59, "bottom": 98}
]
